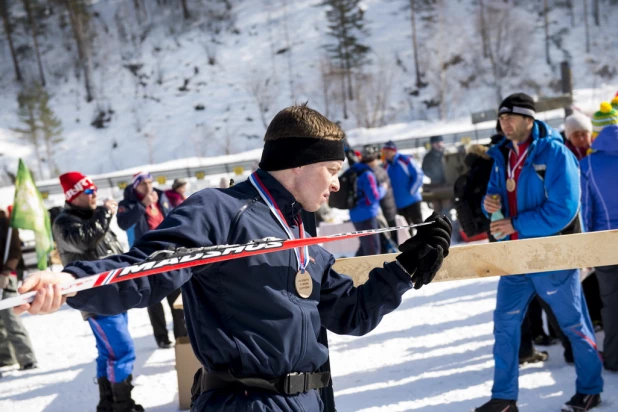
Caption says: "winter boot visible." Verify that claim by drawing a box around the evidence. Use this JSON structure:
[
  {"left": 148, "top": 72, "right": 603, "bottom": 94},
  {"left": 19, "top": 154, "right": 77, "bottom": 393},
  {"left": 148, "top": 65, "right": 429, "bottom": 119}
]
[
  {"left": 96, "top": 377, "right": 114, "bottom": 412},
  {"left": 111, "top": 375, "right": 145, "bottom": 412},
  {"left": 518, "top": 349, "right": 548, "bottom": 365},
  {"left": 561, "top": 393, "right": 601, "bottom": 411},
  {"left": 474, "top": 398, "right": 518, "bottom": 411}
]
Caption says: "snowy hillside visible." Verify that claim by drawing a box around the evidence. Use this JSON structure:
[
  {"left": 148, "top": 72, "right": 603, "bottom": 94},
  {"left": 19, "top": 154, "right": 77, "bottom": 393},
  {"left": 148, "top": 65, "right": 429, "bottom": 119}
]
[
  {"left": 2, "top": 277, "right": 617, "bottom": 411},
  {"left": 0, "top": 0, "right": 617, "bottom": 182}
]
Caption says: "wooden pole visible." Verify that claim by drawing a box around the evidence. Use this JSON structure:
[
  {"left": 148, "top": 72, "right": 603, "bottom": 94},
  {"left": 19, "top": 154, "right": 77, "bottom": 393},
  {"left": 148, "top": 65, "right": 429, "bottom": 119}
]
[{"left": 333, "top": 230, "right": 618, "bottom": 286}]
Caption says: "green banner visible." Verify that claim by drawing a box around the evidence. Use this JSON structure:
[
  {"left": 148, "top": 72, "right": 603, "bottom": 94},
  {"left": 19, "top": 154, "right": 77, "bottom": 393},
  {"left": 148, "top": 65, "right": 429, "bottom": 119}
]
[{"left": 10, "top": 159, "right": 53, "bottom": 270}]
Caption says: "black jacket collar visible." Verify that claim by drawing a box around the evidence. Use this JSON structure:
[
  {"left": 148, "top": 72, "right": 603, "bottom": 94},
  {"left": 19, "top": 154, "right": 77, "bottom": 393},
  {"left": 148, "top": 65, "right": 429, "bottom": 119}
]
[
  {"left": 255, "top": 169, "right": 304, "bottom": 226},
  {"left": 64, "top": 202, "right": 96, "bottom": 219}
]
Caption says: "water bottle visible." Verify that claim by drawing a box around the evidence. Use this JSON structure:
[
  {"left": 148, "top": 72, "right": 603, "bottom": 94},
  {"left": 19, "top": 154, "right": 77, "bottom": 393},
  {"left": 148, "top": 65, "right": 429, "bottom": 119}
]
[{"left": 491, "top": 210, "right": 506, "bottom": 240}]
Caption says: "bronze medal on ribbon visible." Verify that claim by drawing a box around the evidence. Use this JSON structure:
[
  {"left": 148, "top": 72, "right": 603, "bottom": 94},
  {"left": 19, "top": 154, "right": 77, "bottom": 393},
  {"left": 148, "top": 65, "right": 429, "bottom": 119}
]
[
  {"left": 295, "top": 270, "right": 313, "bottom": 299},
  {"left": 506, "top": 178, "right": 516, "bottom": 192}
]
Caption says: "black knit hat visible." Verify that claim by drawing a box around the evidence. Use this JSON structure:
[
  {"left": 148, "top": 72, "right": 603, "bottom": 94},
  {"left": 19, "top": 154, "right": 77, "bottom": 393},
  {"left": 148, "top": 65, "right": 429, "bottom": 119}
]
[{"left": 498, "top": 93, "right": 536, "bottom": 119}]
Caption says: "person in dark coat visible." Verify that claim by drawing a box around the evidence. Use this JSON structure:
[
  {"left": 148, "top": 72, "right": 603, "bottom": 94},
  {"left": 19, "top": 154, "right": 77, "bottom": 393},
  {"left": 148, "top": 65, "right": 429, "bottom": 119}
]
[
  {"left": 422, "top": 135, "right": 446, "bottom": 184},
  {"left": 117, "top": 172, "right": 186, "bottom": 349},
  {"left": 0, "top": 209, "right": 37, "bottom": 375},
  {"left": 53, "top": 172, "right": 143, "bottom": 412},
  {"left": 17, "top": 105, "right": 452, "bottom": 412}
]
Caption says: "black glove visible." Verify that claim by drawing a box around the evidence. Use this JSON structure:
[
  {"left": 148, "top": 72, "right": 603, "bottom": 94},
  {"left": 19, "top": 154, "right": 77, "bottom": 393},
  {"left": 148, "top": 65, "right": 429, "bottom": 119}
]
[
  {"left": 399, "top": 212, "right": 452, "bottom": 257},
  {"left": 397, "top": 244, "right": 444, "bottom": 289},
  {"left": 395, "top": 212, "right": 452, "bottom": 289}
]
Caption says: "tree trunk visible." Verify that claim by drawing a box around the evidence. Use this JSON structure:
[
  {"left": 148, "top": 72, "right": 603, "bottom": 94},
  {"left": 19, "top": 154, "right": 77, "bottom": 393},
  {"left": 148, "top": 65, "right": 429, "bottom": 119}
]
[
  {"left": 337, "top": 43, "right": 348, "bottom": 119},
  {"left": 409, "top": 0, "right": 422, "bottom": 88},
  {"left": 281, "top": 0, "right": 295, "bottom": 101},
  {"left": 544, "top": 0, "right": 551, "bottom": 66},
  {"left": 180, "top": 0, "right": 190, "bottom": 19},
  {"left": 23, "top": 0, "right": 46, "bottom": 86},
  {"left": 592, "top": 0, "right": 599, "bottom": 26},
  {"left": 0, "top": 0, "right": 23, "bottom": 82},
  {"left": 64, "top": 0, "right": 94, "bottom": 102},
  {"left": 583, "top": 0, "right": 590, "bottom": 53},
  {"left": 479, "top": 0, "right": 489, "bottom": 59},
  {"left": 566, "top": 0, "right": 574, "bottom": 26},
  {"left": 335, "top": 2, "right": 353, "bottom": 100}
]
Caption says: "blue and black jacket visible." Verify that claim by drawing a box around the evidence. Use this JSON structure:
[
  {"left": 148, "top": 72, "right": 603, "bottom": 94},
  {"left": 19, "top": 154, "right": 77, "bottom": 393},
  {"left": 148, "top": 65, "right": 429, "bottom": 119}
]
[
  {"left": 65, "top": 169, "right": 414, "bottom": 412},
  {"left": 483, "top": 120, "right": 581, "bottom": 240},
  {"left": 349, "top": 162, "right": 386, "bottom": 222}
]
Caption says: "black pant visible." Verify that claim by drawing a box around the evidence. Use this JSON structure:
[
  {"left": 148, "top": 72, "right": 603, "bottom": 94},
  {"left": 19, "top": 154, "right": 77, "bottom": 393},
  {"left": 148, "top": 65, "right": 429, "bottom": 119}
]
[
  {"left": 352, "top": 218, "right": 381, "bottom": 257},
  {"left": 398, "top": 202, "right": 423, "bottom": 233},
  {"left": 147, "top": 289, "right": 187, "bottom": 344},
  {"left": 595, "top": 265, "right": 618, "bottom": 369}
]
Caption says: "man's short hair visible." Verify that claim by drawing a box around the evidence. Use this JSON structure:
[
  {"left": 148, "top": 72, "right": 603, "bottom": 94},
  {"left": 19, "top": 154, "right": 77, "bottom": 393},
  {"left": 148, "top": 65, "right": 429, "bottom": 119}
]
[{"left": 264, "top": 104, "right": 345, "bottom": 142}]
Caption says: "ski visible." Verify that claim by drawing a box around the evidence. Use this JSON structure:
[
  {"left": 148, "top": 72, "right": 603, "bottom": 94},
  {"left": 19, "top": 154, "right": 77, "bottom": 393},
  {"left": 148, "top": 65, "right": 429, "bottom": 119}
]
[{"left": 0, "top": 222, "right": 430, "bottom": 311}]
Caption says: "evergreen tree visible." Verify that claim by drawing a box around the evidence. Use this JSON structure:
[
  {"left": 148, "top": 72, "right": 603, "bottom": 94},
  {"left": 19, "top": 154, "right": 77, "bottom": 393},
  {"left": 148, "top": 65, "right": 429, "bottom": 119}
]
[
  {"left": 12, "top": 87, "right": 43, "bottom": 178},
  {"left": 38, "top": 88, "right": 63, "bottom": 177},
  {"left": 321, "top": 0, "right": 371, "bottom": 119}
]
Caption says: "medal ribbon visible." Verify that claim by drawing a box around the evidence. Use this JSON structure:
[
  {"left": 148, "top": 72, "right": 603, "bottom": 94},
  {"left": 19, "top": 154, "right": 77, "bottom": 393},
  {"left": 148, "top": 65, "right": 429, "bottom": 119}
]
[
  {"left": 249, "top": 172, "right": 309, "bottom": 273},
  {"left": 507, "top": 146, "right": 530, "bottom": 183}
]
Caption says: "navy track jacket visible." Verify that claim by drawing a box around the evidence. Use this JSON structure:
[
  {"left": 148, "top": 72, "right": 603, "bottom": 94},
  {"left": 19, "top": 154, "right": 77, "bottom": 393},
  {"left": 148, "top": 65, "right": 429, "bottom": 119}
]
[{"left": 65, "top": 169, "right": 414, "bottom": 411}]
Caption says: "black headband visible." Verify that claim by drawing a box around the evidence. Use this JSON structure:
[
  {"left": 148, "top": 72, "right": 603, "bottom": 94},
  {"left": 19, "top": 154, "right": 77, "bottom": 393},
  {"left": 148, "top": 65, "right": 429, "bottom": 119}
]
[{"left": 259, "top": 137, "right": 346, "bottom": 171}]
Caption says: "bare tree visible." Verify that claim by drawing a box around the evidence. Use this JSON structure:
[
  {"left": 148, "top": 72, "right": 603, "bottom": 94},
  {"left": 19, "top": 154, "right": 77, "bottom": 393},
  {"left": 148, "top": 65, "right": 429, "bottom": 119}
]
[
  {"left": 23, "top": 0, "right": 46, "bottom": 85},
  {"left": 281, "top": 0, "right": 295, "bottom": 101},
  {"left": 352, "top": 57, "right": 396, "bottom": 128},
  {"left": 592, "top": 0, "right": 599, "bottom": 26},
  {"left": 143, "top": 132, "right": 155, "bottom": 164},
  {"left": 64, "top": 0, "right": 94, "bottom": 102},
  {"left": 583, "top": 0, "right": 590, "bottom": 53},
  {"left": 481, "top": 3, "right": 534, "bottom": 103},
  {"left": 479, "top": 0, "right": 490, "bottom": 59},
  {"left": 245, "top": 71, "right": 280, "bottom": 130},
  {"left": 180, "top": 0, "right": 190, "bottom": 19},
  {"left": 544, "top": 0, "right": 551, "bottom": 65},
  {"left": 566, "top": 0, "right": 575, "bottom": 25},
  {"left": 409, "top": 0, "right": 423, "bottom": 88},
  {"left": 0, "top": 0, "right": 23, "bottom": 82}
]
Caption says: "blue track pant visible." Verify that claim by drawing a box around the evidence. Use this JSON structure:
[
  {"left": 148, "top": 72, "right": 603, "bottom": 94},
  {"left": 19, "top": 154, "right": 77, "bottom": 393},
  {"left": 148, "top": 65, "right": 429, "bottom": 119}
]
[
  {"left": 87, "top": 312, "right": 135, "bottom": 383},
  {"left": 491, "top": 269, "right": 603, "bottom": 400}
]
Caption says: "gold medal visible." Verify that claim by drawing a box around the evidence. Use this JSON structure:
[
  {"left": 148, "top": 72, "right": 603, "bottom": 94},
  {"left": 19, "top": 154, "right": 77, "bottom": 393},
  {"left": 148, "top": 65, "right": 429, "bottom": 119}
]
[
  {"left": 295, "top": 270, "right": 313, "bottom": 299},
  {"left": 506, "top": 178, "right": 516, "bottom": 192}
]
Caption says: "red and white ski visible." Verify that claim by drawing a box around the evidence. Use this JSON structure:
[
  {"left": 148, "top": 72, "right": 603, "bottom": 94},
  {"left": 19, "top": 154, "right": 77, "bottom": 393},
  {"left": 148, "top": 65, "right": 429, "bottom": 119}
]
[{"left": 0, "top": 222, "right": 430, "bottom": 311}]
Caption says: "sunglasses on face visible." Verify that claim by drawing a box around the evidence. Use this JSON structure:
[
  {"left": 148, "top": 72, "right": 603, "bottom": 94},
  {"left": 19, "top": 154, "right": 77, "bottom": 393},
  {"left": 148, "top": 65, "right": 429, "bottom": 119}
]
[{"left": 84, "top": 188, "right": 98, "bottom": 195}]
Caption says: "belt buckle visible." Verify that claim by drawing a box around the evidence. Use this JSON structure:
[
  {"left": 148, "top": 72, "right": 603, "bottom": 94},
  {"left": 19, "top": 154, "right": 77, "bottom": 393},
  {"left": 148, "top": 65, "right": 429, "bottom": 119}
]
[{"left": 285, "top": 372, "right": 308, "bottom": 394}]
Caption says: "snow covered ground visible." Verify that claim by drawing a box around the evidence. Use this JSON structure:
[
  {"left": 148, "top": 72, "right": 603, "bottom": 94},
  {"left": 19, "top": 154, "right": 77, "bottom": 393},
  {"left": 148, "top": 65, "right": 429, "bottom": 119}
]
[{"left": 1, "top": 276, "right": 617, "bottom": 412}]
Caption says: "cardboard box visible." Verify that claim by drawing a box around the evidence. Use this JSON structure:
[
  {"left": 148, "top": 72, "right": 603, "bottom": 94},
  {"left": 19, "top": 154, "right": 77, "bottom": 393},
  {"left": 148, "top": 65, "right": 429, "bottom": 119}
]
[
  {"left": 173, "top": 295, "right": 201, "bottom": 410},
  {"left": 175, "top": 336, "right": 202, "bottom": 410}
]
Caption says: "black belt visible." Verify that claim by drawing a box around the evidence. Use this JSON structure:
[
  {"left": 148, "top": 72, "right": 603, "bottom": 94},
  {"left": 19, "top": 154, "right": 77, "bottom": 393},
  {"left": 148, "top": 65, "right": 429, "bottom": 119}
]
[{"left": 193, "top": 368, "right": 331, "bottom": 397}]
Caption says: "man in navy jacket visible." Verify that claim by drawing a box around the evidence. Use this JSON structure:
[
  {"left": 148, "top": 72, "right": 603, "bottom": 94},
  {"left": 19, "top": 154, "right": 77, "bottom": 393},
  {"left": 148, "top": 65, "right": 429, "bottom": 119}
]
[
  {"left": 16, "top": 105, "right": 451, "bottom": 412},
  {"left": 476, "top": 94, "right": 603, "bottom": 412},
  {"left": 118, "top": 172, "right": 186, "bottom": 349}
]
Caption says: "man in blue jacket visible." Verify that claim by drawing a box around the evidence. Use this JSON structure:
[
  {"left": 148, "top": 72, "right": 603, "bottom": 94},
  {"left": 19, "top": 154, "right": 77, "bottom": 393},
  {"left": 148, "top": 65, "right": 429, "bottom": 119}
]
[
  {"left": 16, "top": 105, "right": 452, "bottom": 412},
  {"left": 581, "top": 102, "right": 618, "bottom": 373},
  {"left": 349, "top": 153, "right": 386, "bottom": 256},
  {"left": 118, "top": 172, "right": 186, "bottom": 349},
  {"left": 382, "top": 141, "right": 424, "bottom": 228},
  {"left": 476, "top": 93, "right": 603, "bottom": 412}
]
